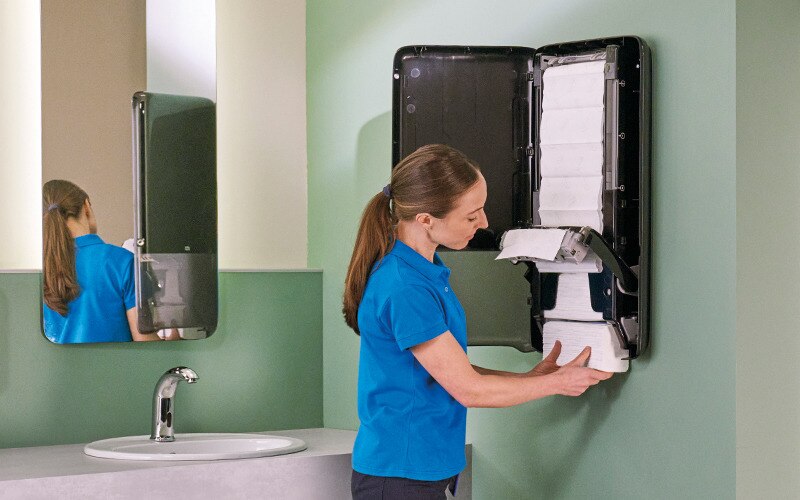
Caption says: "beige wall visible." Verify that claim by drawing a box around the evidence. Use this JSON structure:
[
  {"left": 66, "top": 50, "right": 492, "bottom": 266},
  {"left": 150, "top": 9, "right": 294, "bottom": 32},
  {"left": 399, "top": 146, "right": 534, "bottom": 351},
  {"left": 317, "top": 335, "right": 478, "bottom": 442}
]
[
  {"left": 216, "top": 0, "right": 308, "bottom": 269},
  {"left": 0, "top": 0, "right": 42, "bottom": 270},
  {"left": 41, "top": 0, "right": 146, "bottom": 248},
  {"left": 1, "top": 0, "right": 308, "bottom": 270}
]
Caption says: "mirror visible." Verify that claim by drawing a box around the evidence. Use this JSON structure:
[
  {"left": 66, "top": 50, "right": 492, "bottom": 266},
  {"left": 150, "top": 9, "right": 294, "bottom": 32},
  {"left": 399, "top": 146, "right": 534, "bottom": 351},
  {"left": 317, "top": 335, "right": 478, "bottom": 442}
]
[{"left": 40, "top": 0, "right": 217, "bottom": 343}]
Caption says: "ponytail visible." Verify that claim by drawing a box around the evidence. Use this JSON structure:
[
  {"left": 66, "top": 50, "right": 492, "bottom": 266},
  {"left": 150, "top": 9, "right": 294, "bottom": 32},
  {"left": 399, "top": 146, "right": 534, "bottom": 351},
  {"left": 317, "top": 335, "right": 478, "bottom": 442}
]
[
  {"left": 342, "top": 144, "right": 480, "bottom": 335},
  {"left": 42, "top": 180, "right": 88, "bottom": 315},
  {"left": 342, "top": 192, "right": 395, "bottom": 334}
]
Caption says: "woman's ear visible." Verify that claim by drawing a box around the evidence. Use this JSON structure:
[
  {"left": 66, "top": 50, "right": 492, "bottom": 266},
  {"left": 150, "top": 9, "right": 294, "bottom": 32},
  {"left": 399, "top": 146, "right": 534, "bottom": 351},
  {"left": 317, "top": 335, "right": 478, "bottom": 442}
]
[{"left": 415, "top": 213, "right": 434, "bottom": 231}]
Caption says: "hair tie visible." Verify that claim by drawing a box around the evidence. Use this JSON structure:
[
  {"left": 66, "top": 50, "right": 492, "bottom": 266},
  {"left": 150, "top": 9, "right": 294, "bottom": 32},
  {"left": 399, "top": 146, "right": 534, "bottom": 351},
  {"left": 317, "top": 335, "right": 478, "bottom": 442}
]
[
  {"left": 47, "top": 203, "right": 59, "bottom": 212},
  {"left": 382, "top": 184, "right": 392, "bottom": 199}
]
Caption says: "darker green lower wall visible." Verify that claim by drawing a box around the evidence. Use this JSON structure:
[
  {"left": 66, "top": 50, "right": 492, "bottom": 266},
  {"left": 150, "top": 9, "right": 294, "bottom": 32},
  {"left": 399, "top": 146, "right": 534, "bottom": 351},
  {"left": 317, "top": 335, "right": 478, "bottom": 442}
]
[{"left": 0, "top": 271, "right": 323, "bottom": 449}]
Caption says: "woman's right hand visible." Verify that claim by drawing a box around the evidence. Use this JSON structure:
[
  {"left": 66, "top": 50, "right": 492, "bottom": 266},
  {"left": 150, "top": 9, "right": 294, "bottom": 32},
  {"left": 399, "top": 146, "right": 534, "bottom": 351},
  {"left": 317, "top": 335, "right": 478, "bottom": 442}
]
[{"left": 550, "top": 347, "right": 613, "bottom": 396}]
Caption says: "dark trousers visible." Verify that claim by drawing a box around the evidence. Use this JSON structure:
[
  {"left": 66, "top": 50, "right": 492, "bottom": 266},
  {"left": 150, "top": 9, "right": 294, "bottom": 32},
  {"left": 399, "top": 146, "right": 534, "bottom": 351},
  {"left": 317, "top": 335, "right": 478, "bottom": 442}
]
[{"left": 351, "top": 470, "right": 457, "bottom": 500}]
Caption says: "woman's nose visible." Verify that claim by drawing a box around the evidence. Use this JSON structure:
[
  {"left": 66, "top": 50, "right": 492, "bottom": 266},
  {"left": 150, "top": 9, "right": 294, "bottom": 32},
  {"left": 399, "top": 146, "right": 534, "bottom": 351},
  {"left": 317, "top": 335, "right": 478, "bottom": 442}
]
[{"left": 479, "top": 210, "right": 489, "bottom": 229}]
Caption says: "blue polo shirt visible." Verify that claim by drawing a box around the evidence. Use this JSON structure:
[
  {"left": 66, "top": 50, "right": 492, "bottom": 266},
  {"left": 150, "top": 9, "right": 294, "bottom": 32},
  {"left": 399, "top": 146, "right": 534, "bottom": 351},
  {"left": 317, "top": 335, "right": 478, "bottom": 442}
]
[
  {"left": 352, "top": 240, "right": 468, "bottom": 481},
  {"left": 43, "top": 234, "right": 136, "bottom": 344}
]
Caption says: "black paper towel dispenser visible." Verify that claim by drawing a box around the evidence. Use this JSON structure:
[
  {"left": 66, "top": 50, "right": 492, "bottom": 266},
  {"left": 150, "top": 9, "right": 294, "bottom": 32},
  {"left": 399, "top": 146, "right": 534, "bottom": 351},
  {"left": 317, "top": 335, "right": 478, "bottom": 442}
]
[
  {"left": 391, "top": 36, "right": 651, "bottom": 359},
  {"left": 132, "top": 92, "right": 218, "bottom": 336}
]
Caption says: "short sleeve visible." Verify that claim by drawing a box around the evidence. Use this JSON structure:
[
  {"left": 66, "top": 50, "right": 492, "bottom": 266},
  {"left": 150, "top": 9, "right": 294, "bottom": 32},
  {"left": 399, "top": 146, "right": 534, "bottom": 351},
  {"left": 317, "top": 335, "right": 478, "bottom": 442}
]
[
  {"left": 121, "top": 251, "right": 136, "bottom": 310},
  {"left": 381, "top": 285, "right": 448, "bottom": 350}
]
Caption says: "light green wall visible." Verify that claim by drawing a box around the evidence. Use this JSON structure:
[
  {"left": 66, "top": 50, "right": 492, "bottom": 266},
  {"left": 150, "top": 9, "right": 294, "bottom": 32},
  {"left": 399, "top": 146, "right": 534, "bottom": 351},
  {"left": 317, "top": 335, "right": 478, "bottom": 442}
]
[
  {"left": 0, "top": 272, "right": 323, "bottom": 449},
  {"left": 736, "top": 0, "right": 800, "bottom": 497},
  {"left": 308, "top": 1, "right": 736, "bottom": 498}
]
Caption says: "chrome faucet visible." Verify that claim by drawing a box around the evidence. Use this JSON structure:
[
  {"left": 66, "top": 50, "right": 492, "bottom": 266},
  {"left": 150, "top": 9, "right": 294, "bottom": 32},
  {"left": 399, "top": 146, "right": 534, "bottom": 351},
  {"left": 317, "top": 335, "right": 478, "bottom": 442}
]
[{"left": 151, "top": 366, "right": 198, "bottom": 442}]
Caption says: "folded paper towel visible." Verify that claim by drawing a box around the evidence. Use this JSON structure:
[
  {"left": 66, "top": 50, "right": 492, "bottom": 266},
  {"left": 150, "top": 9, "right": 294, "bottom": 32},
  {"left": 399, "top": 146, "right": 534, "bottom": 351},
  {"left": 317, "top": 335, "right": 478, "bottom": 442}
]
[
  {"left": 542, "top": 60, "right": 606, "bottom": 110},
  {"left": 543, "top": 320, "right": 629, "bottom": 372},
  {"left": 543, "top": 273, "right": 604, "bottom": 321},
  {"left": 496, "top": 228, "right": 602, "bottom": 272},
  {"left": 496, "top": 228, "right": 567, "bottom": 262}
]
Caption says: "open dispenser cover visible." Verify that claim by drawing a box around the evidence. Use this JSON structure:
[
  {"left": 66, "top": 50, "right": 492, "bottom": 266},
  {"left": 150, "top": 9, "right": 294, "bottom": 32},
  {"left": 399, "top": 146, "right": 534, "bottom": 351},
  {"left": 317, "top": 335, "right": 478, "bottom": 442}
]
[{"left": 392, "top": 37, "right": 651, "bottom": 365}]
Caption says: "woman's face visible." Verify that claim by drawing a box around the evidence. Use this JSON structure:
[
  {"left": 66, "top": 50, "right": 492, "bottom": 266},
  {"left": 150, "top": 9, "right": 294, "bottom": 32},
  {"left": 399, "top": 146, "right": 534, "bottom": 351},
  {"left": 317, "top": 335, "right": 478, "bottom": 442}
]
[{"left": 429, "top": 173, "right": 489, "bottom": 250}]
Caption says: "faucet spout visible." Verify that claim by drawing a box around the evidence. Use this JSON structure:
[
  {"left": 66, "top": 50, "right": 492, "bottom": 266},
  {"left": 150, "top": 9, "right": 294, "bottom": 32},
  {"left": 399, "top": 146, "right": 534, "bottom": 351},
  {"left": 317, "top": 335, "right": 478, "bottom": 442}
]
[{"left": 150, "top": 366, "right": 198, "bottom": 442}]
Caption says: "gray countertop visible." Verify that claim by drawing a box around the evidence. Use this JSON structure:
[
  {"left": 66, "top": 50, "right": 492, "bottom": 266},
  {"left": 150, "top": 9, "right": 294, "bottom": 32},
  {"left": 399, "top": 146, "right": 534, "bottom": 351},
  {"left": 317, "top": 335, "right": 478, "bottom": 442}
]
[
  {"left": 0, "top": 428, "right": 472, "bottom": 499},
  {"left": 0, "top": 428, "right": 356, "bottom": 482}
]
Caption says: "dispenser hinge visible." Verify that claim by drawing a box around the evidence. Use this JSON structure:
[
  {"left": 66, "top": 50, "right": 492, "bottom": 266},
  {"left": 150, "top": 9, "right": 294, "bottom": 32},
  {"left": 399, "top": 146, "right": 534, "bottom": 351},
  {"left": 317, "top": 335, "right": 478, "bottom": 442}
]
[
  {"left": 528, "top": 69, "right": 542, "bottom": 87},
  {"left": 525, "top": 146, "right": 535, "bottom": 157},
  {"left": 604, "top": 45, "right": 619, "bottom": 80}
]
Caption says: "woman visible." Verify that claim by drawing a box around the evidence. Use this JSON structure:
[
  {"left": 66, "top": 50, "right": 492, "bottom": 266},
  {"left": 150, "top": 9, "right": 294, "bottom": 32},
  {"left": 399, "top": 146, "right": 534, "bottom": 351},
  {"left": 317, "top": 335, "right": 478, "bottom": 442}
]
[
  {"left": 343, "top": 144, "right": 612, "bottom": 499},
  {"left": 42, "top": 179, "right": 165, "bottom": 343}
]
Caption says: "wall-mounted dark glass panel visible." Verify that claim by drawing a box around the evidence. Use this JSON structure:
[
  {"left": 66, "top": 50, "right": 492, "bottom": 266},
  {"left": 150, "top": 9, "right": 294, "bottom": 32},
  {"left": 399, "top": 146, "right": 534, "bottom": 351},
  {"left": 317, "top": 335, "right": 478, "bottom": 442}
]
[
  {"left": 392, "top": 46, "right": 536, "bottom": 250},
  {"left": 132, "top": 92, "right": 218, "bottom": 337}
]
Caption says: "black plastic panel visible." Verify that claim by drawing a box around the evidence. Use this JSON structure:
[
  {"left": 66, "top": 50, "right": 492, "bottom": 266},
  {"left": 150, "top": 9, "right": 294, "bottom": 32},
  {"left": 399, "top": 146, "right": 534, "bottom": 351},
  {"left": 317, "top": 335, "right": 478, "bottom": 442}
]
[
  {"left": 132, "top": 92, "right": 218, "bottom": 335},
  {"left": 392, "top": 46, "right": 535, "bottom": 250}
]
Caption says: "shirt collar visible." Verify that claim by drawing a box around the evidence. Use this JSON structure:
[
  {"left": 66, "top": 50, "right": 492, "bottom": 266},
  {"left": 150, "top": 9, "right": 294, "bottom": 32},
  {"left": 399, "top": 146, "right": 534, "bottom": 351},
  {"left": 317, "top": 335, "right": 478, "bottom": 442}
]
[
  {"left": 74, "top": 234, "right": 104, "bottom": 248},
  {"left": 389, "top": 239, "right": 451, "bottom": 282}
]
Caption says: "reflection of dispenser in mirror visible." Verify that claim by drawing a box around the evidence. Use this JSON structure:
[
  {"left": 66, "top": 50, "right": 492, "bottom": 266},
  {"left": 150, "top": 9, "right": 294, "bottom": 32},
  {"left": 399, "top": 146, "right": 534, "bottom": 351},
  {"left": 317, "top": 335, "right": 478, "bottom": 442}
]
[
  {"left": 132, "top": 92, "right": 218, "bottom": 338},
  {"left": 392, "top": 37, "right": 650, "bottom": 368}
]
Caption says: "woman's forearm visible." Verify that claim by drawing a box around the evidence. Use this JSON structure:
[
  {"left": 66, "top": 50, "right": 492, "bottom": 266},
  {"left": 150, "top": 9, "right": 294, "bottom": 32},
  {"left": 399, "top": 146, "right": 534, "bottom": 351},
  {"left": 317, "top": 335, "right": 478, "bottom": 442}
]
[
  {"left": 413, "top": 333, "right": 608, "bottom": 407},
  {"left": 460, "top": 369, "right": 557, "bottom": 408},
  {"left": 414, "top": 337, "right": 553, "bottom": 407}
]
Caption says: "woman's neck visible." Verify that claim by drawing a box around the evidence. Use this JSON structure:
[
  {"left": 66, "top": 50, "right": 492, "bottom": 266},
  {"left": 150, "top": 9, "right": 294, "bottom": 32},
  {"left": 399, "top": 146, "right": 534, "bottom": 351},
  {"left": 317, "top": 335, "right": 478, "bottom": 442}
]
[
  {"left": 66, "top": 218, "right": 91, "bottom": 239},
  {"left": 396, "top": 221, "right": 437, "bottom": 262}
]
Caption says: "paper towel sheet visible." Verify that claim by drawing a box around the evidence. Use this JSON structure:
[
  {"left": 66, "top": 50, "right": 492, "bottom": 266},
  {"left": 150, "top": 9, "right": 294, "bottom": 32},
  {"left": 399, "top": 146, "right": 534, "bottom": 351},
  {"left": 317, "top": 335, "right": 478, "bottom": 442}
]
[
  {"left": 496, "top": 228, "right": 567, "bottom": 261},
  {"left": 539, "top": 176, "right": 603, "bottom": 211},
  {"left": 540, "top": 107, "right": 605, "bottom": 145},
  {"left": 542, "top": 60, "right": 606, "bottom": 110},
  {"left": 540, "top": 142, "right": 604, "bottom": 177},
  {"left": 539, "top": 210, "right": 603, "bottom": 232},
  {"left": 544, "top": 273, "right": 604, "bottom": 321},
  {"left": 544, "top": 59, "right": 607, "bottom": 78},
  {"left": 543, "top": 320, "right": 629, "bottom": 373},
  {"left": 535, "top": 258, "right": 602, "bottom": 274}
]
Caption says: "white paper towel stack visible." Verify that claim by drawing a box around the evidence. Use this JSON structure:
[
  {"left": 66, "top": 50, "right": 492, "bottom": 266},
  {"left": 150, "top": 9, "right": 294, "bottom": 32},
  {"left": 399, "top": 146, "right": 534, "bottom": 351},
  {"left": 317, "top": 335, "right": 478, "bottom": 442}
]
[
  {"left": 493, "top": 61, "right": 626, "bottom": 371},
  {"left": 542, "top": 321, "right": 629, "bottom": 372},
  {"left": 543, "top": 273, "right": 604, "bottom": 322},
  {"left": 539, "top": 59, "right": 606, "bottom": 232},
  {"left": 536, "top": 61, "right": 627, "bottom": 372},
  {"left": 533, "top": 59, "right": 608, "bottom": 284}
]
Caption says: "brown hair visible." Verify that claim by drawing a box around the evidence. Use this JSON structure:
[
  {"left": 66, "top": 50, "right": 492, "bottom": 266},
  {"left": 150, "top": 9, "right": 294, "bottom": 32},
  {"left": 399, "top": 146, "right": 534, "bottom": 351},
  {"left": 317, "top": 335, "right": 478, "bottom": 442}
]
[
  {"left": 342, "top": 144, "right": 480, "bottom": 333},
  {"left": 42, "top": 180, "right": 89, "bottom": 315}
]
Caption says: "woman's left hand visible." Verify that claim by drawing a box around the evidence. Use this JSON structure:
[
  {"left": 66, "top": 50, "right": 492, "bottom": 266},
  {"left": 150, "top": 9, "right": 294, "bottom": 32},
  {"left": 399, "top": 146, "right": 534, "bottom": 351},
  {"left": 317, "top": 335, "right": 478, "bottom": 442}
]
[{"left": 527, "top": 340, "right": 562, "bottom": 377}]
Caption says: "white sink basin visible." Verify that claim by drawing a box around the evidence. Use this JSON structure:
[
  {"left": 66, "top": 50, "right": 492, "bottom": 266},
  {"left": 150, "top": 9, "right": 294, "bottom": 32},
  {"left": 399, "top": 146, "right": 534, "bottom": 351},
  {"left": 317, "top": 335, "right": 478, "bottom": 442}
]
[{"left": 84, "top": 433, "right": 307, "bottom": 461}]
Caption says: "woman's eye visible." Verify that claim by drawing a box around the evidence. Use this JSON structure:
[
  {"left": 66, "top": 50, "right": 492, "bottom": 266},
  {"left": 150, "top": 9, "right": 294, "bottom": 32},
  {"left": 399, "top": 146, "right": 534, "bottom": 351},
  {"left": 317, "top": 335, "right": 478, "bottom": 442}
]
[{"left": 467, "top": 217, "right": 477, "bottom": 222}]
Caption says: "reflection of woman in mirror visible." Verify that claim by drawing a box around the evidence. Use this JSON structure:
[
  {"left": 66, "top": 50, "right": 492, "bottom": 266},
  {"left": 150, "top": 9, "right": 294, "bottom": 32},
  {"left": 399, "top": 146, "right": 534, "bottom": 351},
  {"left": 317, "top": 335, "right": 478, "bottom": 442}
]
[{"left": 42, "top": 180, "right": 169, "bottom": 343}]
